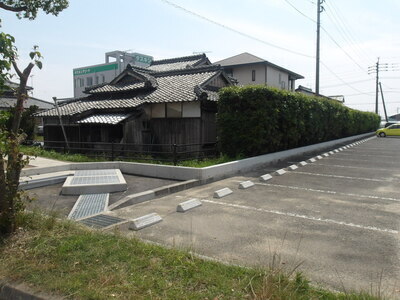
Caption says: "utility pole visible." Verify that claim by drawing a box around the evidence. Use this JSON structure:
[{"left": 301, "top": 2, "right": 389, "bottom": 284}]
[
  {"left": 374, "top": 58, "right": 379, "bottom": 114},
  {"left": 379, "top": 82, "right": 388, "bottom": 122},
  {"left": 368, "top": 58, "right": 389, "bottom": 115},
  {"left": 315, "top": 0, "right": 324, "bottom": 96},
  {"left": 53, "top": 97, "right": 69, "bottom": 150}
]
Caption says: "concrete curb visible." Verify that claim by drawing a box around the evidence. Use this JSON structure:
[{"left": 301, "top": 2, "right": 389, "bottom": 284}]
[
  {"left": 19, "top": 174, "right": 71, "bottom": 190},
  {"left": 0, "top": 281, "right": 61, "bottom": 300},
  {"left": 20, "top": 132, "right": 374, "bottom": 184},
  {"left": 108, "top": 179, "right": 200, "bottom": 210}
]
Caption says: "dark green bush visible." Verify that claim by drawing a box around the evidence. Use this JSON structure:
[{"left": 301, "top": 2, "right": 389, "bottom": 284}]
[
  {"left": 5, "top": 105, "right": 39, "bottom": 140},
  {"left": 217, "top": 86, "right": 380, "bottom": 158}
]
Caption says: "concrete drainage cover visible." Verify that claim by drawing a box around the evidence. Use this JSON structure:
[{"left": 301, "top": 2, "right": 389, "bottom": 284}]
[
  {"left": 79, "top": 214, "right": 126, "bottom": 229},
  {"left": 75, "top": 169, "right": 118, "bottom": 176},
  {"left": 68, "top": 193, "right": 109, "bottom": 220},
  {"left": 70, "top": 176, "right": 120, "bottom": 185},
  {"left": 62, "top": 169, "right": 127, "bottom": 195}
]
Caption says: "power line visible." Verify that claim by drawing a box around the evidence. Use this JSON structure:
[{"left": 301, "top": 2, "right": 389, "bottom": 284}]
[
  {"left": 346, "top": 100, "right": 400, "bottom": 105},
  {"left": 344, "top": 91, "right": 400, "bottom": 97},
  {"left": 321, "top": 78, "right": 373, "bottom": 89},
  {"left": 159, "top": 0, "right": 314, "bottom": 58},
  {"left": 284, "top": 0, "right": 316, "bottom": 22},
  {"left": 320, "top": 27, "right": 367, "bottom": 73},
  {"left": 324, "top": 1, "right": 374, "bottom": 62},
  {"left": 283, "top": 0, "right": 370, "bottom": 74},
  {"left": 320, "top": 61, "right": 371, "bottom": 95}
]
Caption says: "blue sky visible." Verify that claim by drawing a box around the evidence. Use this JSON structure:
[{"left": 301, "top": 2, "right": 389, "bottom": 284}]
[{"left": 3, "top": 0, "right": 400, "bottom": 116}]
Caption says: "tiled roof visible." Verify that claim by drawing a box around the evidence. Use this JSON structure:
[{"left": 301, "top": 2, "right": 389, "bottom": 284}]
[
  {"left": 142, "top": 70, "right": 219, "bottom": 103},
  {"left": 0, "top": 96, "right": 54, "bottom": 110},
  {"left": 37, "top": 65, "right": 225, "bottom": 118},
  {"left": 147, "top": 54, "right": 209, "bottom": 72},
  {"left": 37, "top": 97, "right": 144, "bottom": 117},
  {"left": 77, "top": 113, "right": 132, "bottom": 125},
  {"left": 89, "top": 82, "right": 146, "bottom": 94}
]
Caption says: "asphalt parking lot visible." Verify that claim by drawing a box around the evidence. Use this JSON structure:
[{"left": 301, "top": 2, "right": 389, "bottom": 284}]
[{"left": 107, "top": 136, "right": 400, "bottom": 295}]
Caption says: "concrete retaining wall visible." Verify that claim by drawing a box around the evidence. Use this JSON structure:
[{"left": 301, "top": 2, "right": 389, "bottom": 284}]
[
  {"left": 199, "top": 132, "right": 374, "bottom": 182},
  {"left": 20, "top": 132, "right": 374, "bottom": 182}
]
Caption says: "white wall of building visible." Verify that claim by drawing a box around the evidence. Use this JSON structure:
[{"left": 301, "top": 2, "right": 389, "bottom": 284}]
[
  {"left": 73, "top": 63, "right": 120, "bottom": 98},
  {"left": 228, "top": 63, "right": 291, "bottom": 90}
]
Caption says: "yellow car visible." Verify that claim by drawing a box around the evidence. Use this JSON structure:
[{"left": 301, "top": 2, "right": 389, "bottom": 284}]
[{"left": 376, "top": 124, "right": 400, "bottom": 137}]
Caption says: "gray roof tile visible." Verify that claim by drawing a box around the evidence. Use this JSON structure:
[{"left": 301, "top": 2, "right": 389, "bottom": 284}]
[
  {"left": 89, "top": 82, "right": 146, "bottom": 93},
  {"left": 77, "top": 113, "right": 132, "bottom": 124}
]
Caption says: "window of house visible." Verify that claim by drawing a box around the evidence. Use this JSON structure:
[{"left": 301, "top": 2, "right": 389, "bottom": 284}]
[
  {"left": 151, "top": 103, "right": 165, "bottom": 118},
  {"left": 166, "top": 103, "right": 182, "bottom": 118},
  {"left": 252, "top": 70, "right": 256, "bottom": 82},
  {"left": 86, "top": 77, "right": 93, "bottom": 86},
  {"left": 182, "top": 102, "right": 200, "bottom": 118},
  {"left": 79, "top": 78, "right": 84, "bottom": 87},
  {"left": 95, "top": 75, "right": 99, "bottom": 85},
  {"left": 101, "top": 75, "right": 105, "bottom": 83}
]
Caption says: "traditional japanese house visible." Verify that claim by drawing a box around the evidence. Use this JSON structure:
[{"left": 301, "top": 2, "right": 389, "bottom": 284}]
[{"left": 37, "top": 55, "right": 232, "bottom": 155}]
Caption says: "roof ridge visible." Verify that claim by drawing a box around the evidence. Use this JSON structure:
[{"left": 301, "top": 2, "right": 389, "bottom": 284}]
[
  {"left": 151, "top": 65, "right": 222, "bottom": 77},
  {"left": 151, "top": 54, "right": 206, "bottom": 65}
]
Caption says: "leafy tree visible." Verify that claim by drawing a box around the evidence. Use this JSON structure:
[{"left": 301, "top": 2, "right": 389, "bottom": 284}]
[
  {"left": 0, "top": 0, "right": 69, "bottom": 236},
  {"left": 5, "top": 105, "right": 39, "bottom": 141}
]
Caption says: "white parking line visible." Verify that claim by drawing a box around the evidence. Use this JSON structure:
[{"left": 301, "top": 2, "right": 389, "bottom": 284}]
[
  {"left": 253, "top": 182, "right": 400, "bottom": 203},
  {"left": 291, "top": 171, "right": 390, "bottom": 183},
  {"left": 202, "top": 199, "right": 399, "bottom": 235},
  {"left": 336, "top": 153, "right": 395, "bottom": 158},
  {"left": 327, "top": 157, "right": 400, "bottom": 164},
  {"left": 313, "top": 163, "right": 393, "bottom": 172}
]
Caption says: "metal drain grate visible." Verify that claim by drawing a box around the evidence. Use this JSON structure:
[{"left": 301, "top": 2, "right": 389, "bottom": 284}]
[
  {"left": 68, "top": 193, "right": 109, "bottom": 220},
  {"left": 70, "top": 175, "right": 120, "bottom": 185},
  {"left": 79, "top": 214, "right": 126, "bottom": 228},
  {"left": 75, "top": 169, "right": 117, "bottom": 176}
]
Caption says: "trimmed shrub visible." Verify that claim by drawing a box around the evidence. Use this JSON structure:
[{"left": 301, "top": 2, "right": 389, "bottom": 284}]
[{"left": 217, "top": 86, "right": 380, "bottom": 158}]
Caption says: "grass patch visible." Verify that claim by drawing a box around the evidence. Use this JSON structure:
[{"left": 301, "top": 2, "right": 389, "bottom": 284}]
[
  {"left": 20, "top": 145, "right": 235, "bottom": 168},
  {"left": 0, "top": 212, "right": 382, "bottom": 299}
]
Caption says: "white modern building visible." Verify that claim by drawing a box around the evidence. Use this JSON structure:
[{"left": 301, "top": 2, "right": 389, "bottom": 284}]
[
  {"left": 214, "top": 52, "right": 304, "bottom": 91},
  {"left": 73, "top": 50, "right": 153, "bottom": 97}
]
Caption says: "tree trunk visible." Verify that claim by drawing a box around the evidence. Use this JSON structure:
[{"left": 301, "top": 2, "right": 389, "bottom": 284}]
[{"left": 0, "top": 61, "right": 34, "bottom": 236}]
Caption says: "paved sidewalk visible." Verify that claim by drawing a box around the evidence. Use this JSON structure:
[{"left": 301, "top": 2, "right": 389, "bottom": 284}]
[{"left": 25, "top": 156, "right": 70, "bottom": 169}]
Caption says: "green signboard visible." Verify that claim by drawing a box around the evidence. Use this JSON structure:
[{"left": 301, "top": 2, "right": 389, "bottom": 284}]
[
  {"left": 73, "top": 63, "right": 118, "bottom": 76},
  {"left": 134, "top": 54, "right": 152, "bottom": 65}
]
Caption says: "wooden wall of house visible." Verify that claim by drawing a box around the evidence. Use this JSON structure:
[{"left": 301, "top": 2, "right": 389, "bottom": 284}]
[
  {"left": 123, "top": 113, "right": 149, "bottom": 144},
  {"left": 201, "top": 111, "right": 217, "bottom": 143},
  {"left": 150, "top": 118, "right": 201, "bottom": 145}
]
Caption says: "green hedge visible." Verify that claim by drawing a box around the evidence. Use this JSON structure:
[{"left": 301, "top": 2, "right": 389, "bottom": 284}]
[{"left": 217, "top": 86, "right": 380, "bottom": 157}]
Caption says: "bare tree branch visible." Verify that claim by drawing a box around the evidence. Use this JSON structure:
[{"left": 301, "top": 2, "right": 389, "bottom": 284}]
[
  {"left": 11, "top": 60, "right": 23, "bottom": 78},
  {"left": 0, "top": 3, "right": 27, "bottom": 12}
]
